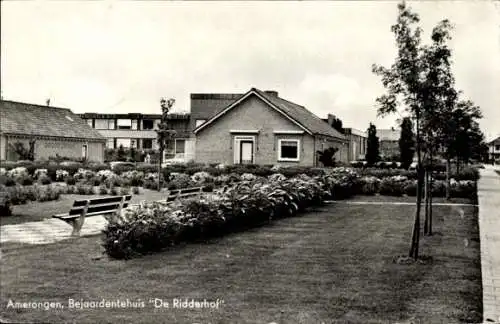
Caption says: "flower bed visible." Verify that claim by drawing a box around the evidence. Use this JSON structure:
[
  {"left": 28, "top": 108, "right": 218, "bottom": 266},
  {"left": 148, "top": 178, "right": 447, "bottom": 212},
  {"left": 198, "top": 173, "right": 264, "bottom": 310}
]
[{"left": 103, "top": 174, "right": 330, "bottom": 259}]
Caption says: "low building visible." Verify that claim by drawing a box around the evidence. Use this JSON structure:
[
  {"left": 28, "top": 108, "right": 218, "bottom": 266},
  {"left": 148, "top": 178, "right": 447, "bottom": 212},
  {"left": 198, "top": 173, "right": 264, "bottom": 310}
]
[
  {"left": 0, "top": 100, "right": 106, "bottom": 162},
  {"left": 193, "top": 88, "right": 348, "bottom": 166},
  {"left": 378, "top": 128, "right": 400, "bottom": 160},
  {"left": 488, "top": 136, "right": 500, "bottom": 164},
  {"left": 344, "top": 128, "right": 367, "bottom": 161},
  {"left": 78, "top": 113, "right": 195, "bottom": 161}
]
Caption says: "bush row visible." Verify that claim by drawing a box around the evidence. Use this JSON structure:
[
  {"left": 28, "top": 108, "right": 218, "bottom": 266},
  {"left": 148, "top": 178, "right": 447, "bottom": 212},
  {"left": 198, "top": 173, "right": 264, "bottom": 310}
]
[{"left": 102, "top": 174, "right": 329, "bottom": 259}]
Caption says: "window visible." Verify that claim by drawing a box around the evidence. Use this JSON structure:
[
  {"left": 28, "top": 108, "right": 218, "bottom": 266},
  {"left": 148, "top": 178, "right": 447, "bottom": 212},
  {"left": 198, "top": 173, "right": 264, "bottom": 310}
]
[
  {"left": 195, "top": 119, "right": 207, "bottom": 128},
  {"left": 175, "top": 139, "right": 186, "bottom": 154},
  {"left": 278, "top": 139, "right": 300, "bottom": 161},
  {"left": 108, "top": 119, "right": 116, "bottom": 129},
  {"left": 117, "top": 119, "right": 132, "bottom": 129},
  {"left": 82, "top": 144, "right": 88, "bottom": 159},
  {"left": 142, "top": 139, "right": 153, "bottom": 149},
  {"left": 496, "top": 145, "right": 500, "bottom": 151},
  {"left": 116, "top": 138, "right": 131, "bottom": 148},
  {"left": 106, "top": 138, "right": 115, "bottom": 149},
  {"left": 142, "top": 119, "right": 154, "bottom": 130},
  {"left": 131, "top": 120, "right": 138, "bottom": 130},
  {"left": 94, "top": 119, "right": 108, "bottom": 129},
  {"left": 130, "top": 139, "right": 137, "bottom": 148},
  {"left": 86, "top": 119, "right": 93, "bottom": 127}
]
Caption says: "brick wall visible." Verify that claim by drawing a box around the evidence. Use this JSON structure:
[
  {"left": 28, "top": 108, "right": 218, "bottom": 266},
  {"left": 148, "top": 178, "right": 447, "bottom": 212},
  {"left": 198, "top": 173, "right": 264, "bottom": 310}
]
[
  {"left": 3, "top": 136, "right": 105, "bottom": 162},
  {"left": 380, "top": 140, "right": 399, "bottom": 159},
  {"left": 195, "top": 95, "right": 318, "bottom": 166}
]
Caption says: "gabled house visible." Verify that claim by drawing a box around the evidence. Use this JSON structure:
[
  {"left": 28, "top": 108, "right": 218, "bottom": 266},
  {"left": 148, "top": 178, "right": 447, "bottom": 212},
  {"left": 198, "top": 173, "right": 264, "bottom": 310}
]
[
  {"left": 193, "top": 88, "right": 348, "bottom": 166},
  {"left": 488, "top": 136, "right": 500, "bottom": 164},
  {"left": 0, "top": 100, "right": 106, "bottom": 162}
]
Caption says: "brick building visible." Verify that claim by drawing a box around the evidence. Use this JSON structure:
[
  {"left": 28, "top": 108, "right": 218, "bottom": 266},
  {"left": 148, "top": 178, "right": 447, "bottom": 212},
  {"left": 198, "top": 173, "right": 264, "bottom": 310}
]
[
  {"left": 79, "top": 113, "right": 195, "bottom": 161},
  {"left": 344, "top": 128, "right": 367, "bottom": 161},
  {"left": 0, "top": 100, "right": 106, "bottom": 162},
  {"left": 378, "top": 128, "right": 400, "bottom": 160},
  {"left": 193, "top": 88, "right": 348, "bottom": 166}
]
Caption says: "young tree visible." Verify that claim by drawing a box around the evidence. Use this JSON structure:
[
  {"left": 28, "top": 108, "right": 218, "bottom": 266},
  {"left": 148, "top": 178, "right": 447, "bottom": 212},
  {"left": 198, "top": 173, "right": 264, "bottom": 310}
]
[
  {"left": 372, "top": 2, "right": 427, "bottom": 259},
  {"left": 116, "top": 145, "right": 127, "bottom": 162},
  {"left": 156, "top": 98, "right": 176, "bottom": 191},
  {"left": 399, "top": 117, "right": 415, "bottom": 169},
  {"left": 366, "top": 123, "right": 380, "bottom": 166}
]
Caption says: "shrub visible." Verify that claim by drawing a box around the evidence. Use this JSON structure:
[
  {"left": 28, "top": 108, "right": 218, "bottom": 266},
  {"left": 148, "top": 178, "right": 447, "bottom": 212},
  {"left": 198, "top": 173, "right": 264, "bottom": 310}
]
[
  {"left": 19, "top": 176, "right": 34, "bottom": 186},
  {"left": 120, "top": 186, "right": 131, "bottom": 195},
  {"left": 110, "top": 186, "right": 119, "bottom": 196},
  {"left": 403, "top": 180, "right": 418, "bottom": 196},
  {"left": 37, "top": 175, "right": 52, "bottom": 185},
  {"left": 65, "top": 176, "right": 76, "bottom": 185},
  {"left": 167, "top": 173, "right": 192, "bottom": 190},
  {"left": 99, "top": 185, "right": 108, "bottom": 195},
  {"left": 132, "top": 186, "right": 140, "bottom": 195},
  {"left": 55, "top": 169, "right": 70, "bottom": 181},
  {"left": 102, "top": 174, "right": 327, "bottom": 259},
  {"left": 66, "top": 185, "right": 76, "bottom": 194},
  {"left": 379, "top": 176, "right": 408, "bottom": 196},
  {"left": 143, "top": 180, "right": 159, "bottom": 191},
  {"left": 7, "top": 167, "right": 29, "bottom": 179},
  {"left": 33, "top": 168, "right": 48, "bottom": 179},
  {"left": 358, "top": 176, "right": 381, "bottom": 195},
  {"left": 0, "top": 175, "right": 16, "bottom": 187},
  {"left": 76, "top": 184, "right": 94, "bottom": 195}
]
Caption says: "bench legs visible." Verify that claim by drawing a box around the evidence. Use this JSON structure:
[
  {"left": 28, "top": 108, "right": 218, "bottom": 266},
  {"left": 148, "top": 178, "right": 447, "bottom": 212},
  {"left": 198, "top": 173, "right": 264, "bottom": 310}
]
[
  {"left": 68, "top": 216, "right": 85, "bottom": 237},
  {"left": 67, "top": 200, "right": 89, "bottom": 237}
]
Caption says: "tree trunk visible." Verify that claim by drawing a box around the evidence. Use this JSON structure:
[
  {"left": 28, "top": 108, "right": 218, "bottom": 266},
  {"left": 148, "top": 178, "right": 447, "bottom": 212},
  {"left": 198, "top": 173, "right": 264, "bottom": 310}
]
[
  {"left": 409, "top": 166, "right": 423, "bottom": 259},
  {"left": 445, "top": 158, "right": 451, "bottom": 201},
  {"left": 409, "top": 112, "right": 422, "bottom": 260},
  {"left": 158, "top": 149, "right": 163, "bottom": 192},
  {"left": 424, "top": 168, "right": 429, "bottom": 235},
  {"left": 428, "top": 169, "right": 433, "bottom": 236}
]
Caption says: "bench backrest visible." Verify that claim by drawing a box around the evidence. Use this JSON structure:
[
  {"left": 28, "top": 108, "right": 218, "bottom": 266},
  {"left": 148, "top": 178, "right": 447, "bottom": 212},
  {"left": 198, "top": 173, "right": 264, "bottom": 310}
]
[
  {"left": 68, "top": 195, "right": 132, "bottom": 216},
  {"left": 166, "top": 187, "right": 203, "bottom": 203}
]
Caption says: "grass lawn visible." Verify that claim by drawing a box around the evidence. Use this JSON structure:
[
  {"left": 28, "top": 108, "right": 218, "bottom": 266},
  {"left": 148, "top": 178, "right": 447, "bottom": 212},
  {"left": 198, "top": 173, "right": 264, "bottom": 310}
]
[
  {"left": 0, "top": 189, "right": 169, "bottom": 226},
  {"left": 0, "top": 198, "right": 482, "bottom": 323}
]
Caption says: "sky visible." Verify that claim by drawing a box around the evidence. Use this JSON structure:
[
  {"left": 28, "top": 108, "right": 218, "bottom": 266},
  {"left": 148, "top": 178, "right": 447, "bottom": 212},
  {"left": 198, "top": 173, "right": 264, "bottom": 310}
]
[{"left": 2, "top": 1, "right": 499, "bottom": 140}]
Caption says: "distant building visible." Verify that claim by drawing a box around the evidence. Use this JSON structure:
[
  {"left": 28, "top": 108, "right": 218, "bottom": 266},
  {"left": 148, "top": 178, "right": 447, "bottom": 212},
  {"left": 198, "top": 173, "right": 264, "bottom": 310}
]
[
  {"left": 344, "top": 128, "right": 367, "bottom": 161},
  {"left": 0, "top": 100, "right": 106, "bottom": 162},
  {"left": 488, "top": 136, "right": 500, "bottom": 164},
  {"left": 78, "top": 113, "right": 194, "bottom": 161},
  {"left": 193, "top": 88, "right": 348, "bottom": 166},
  {"left": 378, "top": 128, "right": 400, "bottom": 160}
]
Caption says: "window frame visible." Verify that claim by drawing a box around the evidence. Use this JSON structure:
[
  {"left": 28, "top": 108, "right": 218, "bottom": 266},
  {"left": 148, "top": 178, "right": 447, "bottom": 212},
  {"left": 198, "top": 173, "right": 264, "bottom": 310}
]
[{"left": 278, "top": 138, "right": 300, "bottom": 162}]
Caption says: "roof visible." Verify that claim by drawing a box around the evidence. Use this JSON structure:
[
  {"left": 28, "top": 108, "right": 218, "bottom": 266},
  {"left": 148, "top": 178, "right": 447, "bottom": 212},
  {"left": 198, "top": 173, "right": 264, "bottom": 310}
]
[
  {"left": 378, "top": 129, "right": 400, "bottom": 141},
  {"left": 489, "top": 136, "right": 500, "bottom": 145},
  {"left": 0, "top": 100, "right": 105, "bottom": 140},
  {"left": 79, "top": 112, "right": 190, "bottom": 120},
  {"left": 194, "top": 88, "right": 346, "bottom": 140}
]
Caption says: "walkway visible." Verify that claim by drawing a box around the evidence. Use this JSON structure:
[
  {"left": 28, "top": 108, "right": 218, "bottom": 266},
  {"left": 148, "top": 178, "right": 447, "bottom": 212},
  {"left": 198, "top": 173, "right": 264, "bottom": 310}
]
[{"left": 478, "top": 165, "right": 500, "bottom": 323}]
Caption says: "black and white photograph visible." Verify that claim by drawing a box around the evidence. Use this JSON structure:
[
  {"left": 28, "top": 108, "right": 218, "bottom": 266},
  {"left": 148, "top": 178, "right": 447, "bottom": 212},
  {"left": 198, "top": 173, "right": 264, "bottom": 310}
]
[{"left": 1, "top": 1, "right": 499, "bottom": 323}]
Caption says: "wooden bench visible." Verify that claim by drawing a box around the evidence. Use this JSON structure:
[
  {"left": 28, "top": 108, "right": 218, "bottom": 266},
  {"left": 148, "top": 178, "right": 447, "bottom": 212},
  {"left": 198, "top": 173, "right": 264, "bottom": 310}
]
[
  {"left": 52, "top": 195, "right": 132, "bottom": 236},
  {"left": 165, "top": 186, "right": 204, "bottom": 204}
]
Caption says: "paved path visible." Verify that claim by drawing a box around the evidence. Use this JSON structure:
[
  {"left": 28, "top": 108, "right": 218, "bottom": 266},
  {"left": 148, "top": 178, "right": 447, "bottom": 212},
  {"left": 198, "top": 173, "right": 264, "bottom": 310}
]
[
  {"left": 478, "top": 165, "right": 500, "bottom": 323},
  {"left": 0, "top": 215, "right": 108, "bottom": 245}
]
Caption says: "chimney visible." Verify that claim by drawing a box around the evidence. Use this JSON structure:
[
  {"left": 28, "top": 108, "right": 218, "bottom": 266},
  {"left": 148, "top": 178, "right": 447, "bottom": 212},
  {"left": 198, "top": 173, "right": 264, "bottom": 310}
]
[
  {"left": 264, "top": 90, "right": 278, "bottom": 97},
  {"left": 46, "top": 98, "right": 51, "bottom": 106},
  {"left": 327, "top": 113, "right": 336, "bottom": 126}
]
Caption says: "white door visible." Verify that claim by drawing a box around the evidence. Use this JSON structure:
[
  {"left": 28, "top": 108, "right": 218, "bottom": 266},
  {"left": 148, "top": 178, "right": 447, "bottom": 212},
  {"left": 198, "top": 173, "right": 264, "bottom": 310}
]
[{"left": 240, "top": 141, "right": 253, "bottom": 164}]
